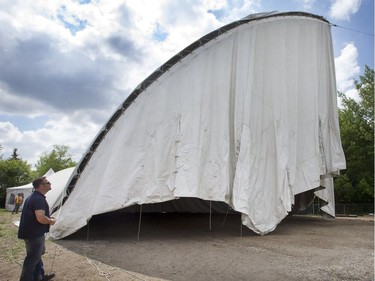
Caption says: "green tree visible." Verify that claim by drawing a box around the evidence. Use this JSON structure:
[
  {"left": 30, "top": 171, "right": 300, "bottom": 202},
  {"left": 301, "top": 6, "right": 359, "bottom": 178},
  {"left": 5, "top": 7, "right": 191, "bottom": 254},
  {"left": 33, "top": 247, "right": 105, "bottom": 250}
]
[
  {"left": 0, "top": 154, "right": 33, "bottom": 207},
  {"left": 35, "top": 145, "right": 76, "bottom": 176},
  {"left": 9, "top": 148, "right": 20, "bottom": 160},
  {"left": 335, "top": 65, "right": 374, "bottom": 204}
]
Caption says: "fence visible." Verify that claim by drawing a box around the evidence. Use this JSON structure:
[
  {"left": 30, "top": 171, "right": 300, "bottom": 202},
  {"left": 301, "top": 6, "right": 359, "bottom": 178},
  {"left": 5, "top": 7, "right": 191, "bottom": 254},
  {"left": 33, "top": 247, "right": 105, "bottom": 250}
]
[{"left": 299, "top": 203, "right": 374, "bottom": 216}]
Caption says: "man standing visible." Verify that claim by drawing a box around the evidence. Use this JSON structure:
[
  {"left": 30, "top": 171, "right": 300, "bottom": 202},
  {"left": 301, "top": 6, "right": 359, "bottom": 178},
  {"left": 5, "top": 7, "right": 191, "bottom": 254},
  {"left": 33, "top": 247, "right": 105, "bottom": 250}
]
[
  {"left": 18, "top": 177, "right": 56, "bottom": 281},
  {"left": 12, "top": 193, "right": 23, "bottom": 214}
]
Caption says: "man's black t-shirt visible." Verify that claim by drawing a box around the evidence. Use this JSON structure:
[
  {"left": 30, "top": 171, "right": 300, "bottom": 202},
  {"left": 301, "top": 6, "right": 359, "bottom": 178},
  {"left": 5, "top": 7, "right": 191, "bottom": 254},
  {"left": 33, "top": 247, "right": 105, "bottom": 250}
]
[{"left": 18, "top": 191, "right": 50, "bottom": 239}]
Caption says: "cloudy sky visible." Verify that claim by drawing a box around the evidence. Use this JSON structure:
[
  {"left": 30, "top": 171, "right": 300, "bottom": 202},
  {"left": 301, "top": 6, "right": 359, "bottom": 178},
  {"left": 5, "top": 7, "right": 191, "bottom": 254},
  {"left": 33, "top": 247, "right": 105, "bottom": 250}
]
[{"left": 0, "top": 0, "right": 373, "bottom": 167}]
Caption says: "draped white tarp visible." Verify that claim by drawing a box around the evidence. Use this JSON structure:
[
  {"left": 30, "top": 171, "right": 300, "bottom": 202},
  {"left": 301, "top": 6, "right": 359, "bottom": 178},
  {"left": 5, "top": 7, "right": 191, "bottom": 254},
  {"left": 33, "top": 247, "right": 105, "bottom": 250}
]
[{"left": 50, "top": 12, "right": 346, "bottom": 239}]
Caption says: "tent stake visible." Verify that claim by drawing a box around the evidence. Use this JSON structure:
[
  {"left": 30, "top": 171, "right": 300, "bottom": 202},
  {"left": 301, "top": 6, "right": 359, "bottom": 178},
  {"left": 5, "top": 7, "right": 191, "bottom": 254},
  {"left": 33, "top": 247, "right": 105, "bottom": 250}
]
[{"left": 137, "top": 205, "right": 143, "bottom": 240}]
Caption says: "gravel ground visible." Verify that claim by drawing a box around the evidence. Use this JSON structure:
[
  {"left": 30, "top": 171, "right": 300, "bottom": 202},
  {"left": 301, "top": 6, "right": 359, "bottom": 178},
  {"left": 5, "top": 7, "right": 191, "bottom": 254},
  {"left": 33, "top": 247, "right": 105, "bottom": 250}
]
[
  {"left": 1, "top": 211, "right": 373, "bottom": 281},
  {"left": 52, "top": 212, "right": 374, "bottom": 281}
]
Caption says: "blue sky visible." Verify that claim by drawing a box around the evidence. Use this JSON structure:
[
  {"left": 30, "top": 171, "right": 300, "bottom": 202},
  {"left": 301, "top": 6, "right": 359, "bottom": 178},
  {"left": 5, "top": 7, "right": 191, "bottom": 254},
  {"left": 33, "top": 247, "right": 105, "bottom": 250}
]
[{"left": 0, "top": 0, "right": 373, "bottom": 166}]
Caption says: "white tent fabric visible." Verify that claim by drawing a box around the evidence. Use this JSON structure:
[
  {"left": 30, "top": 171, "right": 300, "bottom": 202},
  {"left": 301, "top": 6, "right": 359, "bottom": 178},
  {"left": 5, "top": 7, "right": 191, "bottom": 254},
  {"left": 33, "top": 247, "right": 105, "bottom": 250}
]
[
  {"left": 45, "top": 167, "right": 75, "bottom": 212},
  {"left": 50, "top": 12, "right": 346, "bottom": 239},
  {"left": 5, "top": 168, "right": 74, "bottom": 213},
  {"left": 5, "top": 168, "right": 55, "bottom": 211}
]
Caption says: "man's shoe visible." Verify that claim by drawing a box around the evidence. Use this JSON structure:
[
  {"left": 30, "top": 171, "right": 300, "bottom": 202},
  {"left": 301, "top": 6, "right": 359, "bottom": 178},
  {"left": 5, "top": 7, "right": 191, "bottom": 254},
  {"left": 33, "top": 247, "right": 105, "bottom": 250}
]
[{"left": 41, "top": 273, "right": 55, "bottom": 281}]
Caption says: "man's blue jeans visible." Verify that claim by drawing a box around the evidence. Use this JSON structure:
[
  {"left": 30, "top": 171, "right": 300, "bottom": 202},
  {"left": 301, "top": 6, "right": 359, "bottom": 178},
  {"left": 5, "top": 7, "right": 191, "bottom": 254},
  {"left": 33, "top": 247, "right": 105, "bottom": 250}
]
[{"left": 20, "top": 236, "right": 45, "bottom": 281}]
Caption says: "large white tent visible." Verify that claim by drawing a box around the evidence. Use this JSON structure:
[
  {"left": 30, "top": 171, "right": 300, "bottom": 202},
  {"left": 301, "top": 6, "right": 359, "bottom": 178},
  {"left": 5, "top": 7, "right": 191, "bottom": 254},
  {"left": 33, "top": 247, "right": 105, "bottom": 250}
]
[{"left": 50, "top": 12, "right": 346, "bottom": 239}]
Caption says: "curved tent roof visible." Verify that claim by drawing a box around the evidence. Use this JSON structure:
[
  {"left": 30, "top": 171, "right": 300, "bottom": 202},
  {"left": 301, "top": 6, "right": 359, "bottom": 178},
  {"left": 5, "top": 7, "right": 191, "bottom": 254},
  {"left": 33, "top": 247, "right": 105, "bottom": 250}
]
[{"left": 50, "top": 11, "right": 345, "bottom": 239}]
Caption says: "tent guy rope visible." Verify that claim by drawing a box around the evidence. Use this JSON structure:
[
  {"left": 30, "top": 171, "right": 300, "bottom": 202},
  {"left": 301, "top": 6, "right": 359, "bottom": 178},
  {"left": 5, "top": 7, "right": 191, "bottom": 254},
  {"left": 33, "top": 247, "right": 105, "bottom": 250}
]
[{"left": 331, "top": 23, "right": 374, "bottom": 37}]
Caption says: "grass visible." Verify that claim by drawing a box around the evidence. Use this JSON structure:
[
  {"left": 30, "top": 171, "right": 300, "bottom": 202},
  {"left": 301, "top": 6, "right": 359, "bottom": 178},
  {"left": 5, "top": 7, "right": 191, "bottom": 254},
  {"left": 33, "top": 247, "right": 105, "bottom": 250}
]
[{"left": 0, "top": 208, "right": 24, "bottom": 265}]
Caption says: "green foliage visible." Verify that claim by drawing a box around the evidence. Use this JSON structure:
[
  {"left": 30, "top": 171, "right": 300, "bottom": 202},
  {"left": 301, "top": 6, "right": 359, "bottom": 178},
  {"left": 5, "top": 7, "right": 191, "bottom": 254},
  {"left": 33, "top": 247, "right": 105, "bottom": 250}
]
[
  {"left": 335, "top": 66, "right": 374, "bottom": 203},
  {"left": 34, "top": 145, "right": 76, "bottom": 176},
  {"left": 0, "top": 159, "right": 32, "bottom": 188},
  {"left": 0, "top": 145, "right": 76, "bottom": 207}
]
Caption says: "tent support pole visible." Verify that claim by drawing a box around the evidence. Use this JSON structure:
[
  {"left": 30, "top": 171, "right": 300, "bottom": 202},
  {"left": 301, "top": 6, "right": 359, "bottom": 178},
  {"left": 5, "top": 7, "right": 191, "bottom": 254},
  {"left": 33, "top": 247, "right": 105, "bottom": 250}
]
[
  {"left": 137, "top": 205, "right": 143, "bottom": 240},
  {"left": 209, "top": 201, "right": 212, "bottom": 231},
  {"left": 222, "top": 205, "right": 230, "bottom": 227},
  {"left": 86, "top": 220, "right": 90, "bottom": 241},
  {"left": 240, "top": 216, "right": 243, "bottom": 237}
]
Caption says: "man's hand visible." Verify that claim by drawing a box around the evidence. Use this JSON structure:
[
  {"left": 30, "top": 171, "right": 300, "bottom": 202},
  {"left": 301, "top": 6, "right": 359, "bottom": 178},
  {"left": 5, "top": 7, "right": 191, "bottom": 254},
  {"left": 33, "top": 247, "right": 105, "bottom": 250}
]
[{"left": 35, "top": 210, "right": 56, "bottom": 225}]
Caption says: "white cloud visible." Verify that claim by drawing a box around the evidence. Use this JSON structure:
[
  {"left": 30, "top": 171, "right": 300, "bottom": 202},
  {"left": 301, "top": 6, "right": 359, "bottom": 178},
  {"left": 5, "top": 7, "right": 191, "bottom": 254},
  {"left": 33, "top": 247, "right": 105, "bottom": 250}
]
[
  {"left": 0, "top": 122, "right": 23, "bottom": 143},
  {"left": 0, "top": 87, "right": 48, "bottom": 117},
  {"left": 300, "top": 0, "right": 316, "bottom": 9},
  {"left": 329, "top": 0, "right": 361, "bottom": 21},
  {"left": 0, "top": 113, "right": 100, "bottom": 166},
  {"left": 344, "top": 88, "right": 360, "bottom": 100},
  {"left": 334, "top": 42, "right": 361, "bottom": 101},
  {"left": 220, "top": 0, "right": 261, "bottom": 23},
  {"left": 0, "top": 122, "right": 24, "bottom": 160}
]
